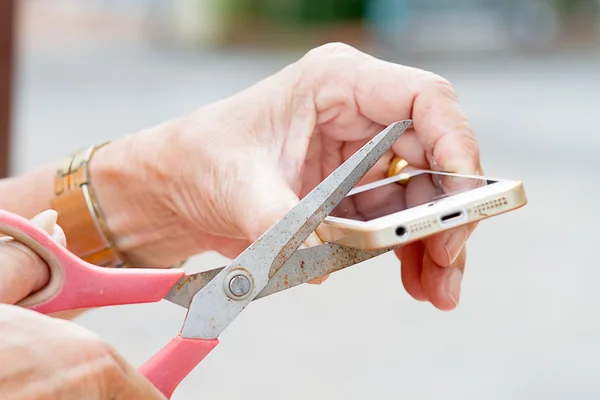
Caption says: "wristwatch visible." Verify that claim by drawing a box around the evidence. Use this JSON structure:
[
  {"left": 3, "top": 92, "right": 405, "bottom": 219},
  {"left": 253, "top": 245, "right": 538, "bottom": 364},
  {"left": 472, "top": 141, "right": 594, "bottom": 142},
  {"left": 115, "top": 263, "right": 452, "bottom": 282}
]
[{"left": 51, "top": 143, "right": 129, "bottom": 268}]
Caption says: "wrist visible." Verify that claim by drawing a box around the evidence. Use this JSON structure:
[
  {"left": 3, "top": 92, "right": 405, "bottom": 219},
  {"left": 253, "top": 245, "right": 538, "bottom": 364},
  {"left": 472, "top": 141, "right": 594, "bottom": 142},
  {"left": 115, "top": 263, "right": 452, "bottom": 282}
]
[{"left": 88, "top": 119, "right": 189, "bottom": 267}]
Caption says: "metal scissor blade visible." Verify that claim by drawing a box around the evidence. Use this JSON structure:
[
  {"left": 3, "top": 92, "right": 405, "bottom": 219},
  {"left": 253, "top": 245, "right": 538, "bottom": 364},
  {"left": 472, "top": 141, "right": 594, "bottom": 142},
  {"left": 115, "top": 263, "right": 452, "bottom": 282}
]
[
  {"left": 255, "top": 243, "right": 390, "bottom": 299},
  {"left": 165, "top": 244, "right": 390, "bottom": 309},
  {"left": 164, "top": 267, "right": 224, "bottom": 308},
  {"left": 262, "top": 120, "right": 413, "bottom": 280},
  {"left": 181, "top": 120, "right": 412, "bottom": 339}
]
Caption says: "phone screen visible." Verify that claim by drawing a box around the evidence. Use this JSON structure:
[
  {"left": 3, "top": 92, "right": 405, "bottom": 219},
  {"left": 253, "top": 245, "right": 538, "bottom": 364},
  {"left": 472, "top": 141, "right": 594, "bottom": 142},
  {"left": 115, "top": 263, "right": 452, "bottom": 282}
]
[{"left": 329, "top": 171, "right": 495, "bottom": 222}]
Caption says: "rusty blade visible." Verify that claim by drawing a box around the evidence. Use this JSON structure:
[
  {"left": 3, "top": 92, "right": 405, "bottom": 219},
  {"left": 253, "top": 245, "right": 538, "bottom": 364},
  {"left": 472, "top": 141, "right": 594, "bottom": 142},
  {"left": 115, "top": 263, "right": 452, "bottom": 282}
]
[
  {"left": 255, "top": 243, "right": 390, "bottom": 299},
  {"left": 164, "top": 244, "right": 390, "bottom": 309},
  {"left": 164, "top": 267, "right": 224, "bottom": 308},
  {"left": 181, "top": 120, "right": 412, "bottom": 339}
]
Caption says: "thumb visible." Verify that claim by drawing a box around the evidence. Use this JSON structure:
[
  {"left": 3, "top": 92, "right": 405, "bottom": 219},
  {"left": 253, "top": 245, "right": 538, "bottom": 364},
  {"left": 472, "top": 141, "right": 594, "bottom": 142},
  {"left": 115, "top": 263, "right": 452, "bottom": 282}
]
[
  {"left": 0, "top": 210, "right": 66, "bottom": 304},
  {"left": 238, "top": 170, "right": 328, "bottom": 284}
]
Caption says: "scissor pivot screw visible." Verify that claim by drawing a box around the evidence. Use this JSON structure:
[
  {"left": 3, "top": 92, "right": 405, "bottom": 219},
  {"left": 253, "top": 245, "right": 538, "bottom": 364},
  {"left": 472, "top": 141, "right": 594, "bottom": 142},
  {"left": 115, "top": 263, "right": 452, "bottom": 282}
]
[{"left": 227, "top": 273, "right": 252, "bottom": 299}]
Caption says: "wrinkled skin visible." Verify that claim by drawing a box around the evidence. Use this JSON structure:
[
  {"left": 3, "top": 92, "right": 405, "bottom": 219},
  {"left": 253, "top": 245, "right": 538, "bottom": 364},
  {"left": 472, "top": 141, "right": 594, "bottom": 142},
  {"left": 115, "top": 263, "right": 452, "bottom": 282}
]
[
  {"left": 0, "top": 304, "right": 166, "bottom": 400},
  {"left": 92, "top": 43, "right": 481, "bottom": 310},
  {"left": 0, "top": 211, "right": 166, "bottom": 400},
  {"left": 0, "top": 42, "right": 482, "bottom": 399}
]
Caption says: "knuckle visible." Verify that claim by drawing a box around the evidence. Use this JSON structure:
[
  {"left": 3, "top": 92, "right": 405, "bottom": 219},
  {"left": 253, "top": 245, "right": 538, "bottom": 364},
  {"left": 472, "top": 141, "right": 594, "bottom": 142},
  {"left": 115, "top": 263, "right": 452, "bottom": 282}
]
[
  {"left": 311, "top": 41, "right": 356, "bottom": 55},
  {"left": 3, "top": 241, "right": 43, "bottom": 270},
  {"left": 301, "top": 42, "right": 363, "bottom": 65},
  {"left": 421, "top": 72, "right": 458, "bottom": 100},
  {"left": 462, "top": 135, "right": 482, "bottom": 166},
  {"left": 319, "top": 41, "right": 356, "bottom": 54},
  {"left": 435, "top": 133, "right": 481, "bottom": 171},
  {"left": 56, "top": 322, "right": 113, "bottom": 357},
  {"left": 451, "top": 247, "right": 467, "bottom": 269},
  {"left": 100, "top": 352, "right": 124, "bottom": 380},
  {"left": 80, "top": 337, "right": 129, "bottom": 394},
  {"left": 295, "top": 42, "right": 369, "bottom": 95}
]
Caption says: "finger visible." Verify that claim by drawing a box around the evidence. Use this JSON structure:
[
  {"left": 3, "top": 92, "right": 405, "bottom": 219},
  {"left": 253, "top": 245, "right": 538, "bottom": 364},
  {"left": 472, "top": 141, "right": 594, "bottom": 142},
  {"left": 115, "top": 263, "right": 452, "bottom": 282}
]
[
  {"left": 308, "top": 275, "right": 330, "bottom": 285},
  {"left": 393, "top": 165, "right": 478, "bottom": 268},
  {"left": 391, "top": 128, "right": 429, "bottom": 169},
  {"left": 323, "top": 124, "right": 427, "bottom": 180},
  {"left": 422, "top": 176, "right": 482, "bottom": 266},
  {"left": 301, "top": 44, "right": 480, "bottom": 174},
  {"left": 396, "top": 242, "right": 428, "bottom": 302},
  {"left": 0, "top": 210, "right": 66, "bottom": 304},
  {"left": 403, "top": 172, "right": 440, "bottom": 208},
  {"left": 421, "top": 244, "right": 466, "bottom": 311},
  {"left": 349, "top": 56, "right": 481, "bottom": 176},
  {"left": 412, "top": 84, "right": 481, "bottom": 175},
  {"left": 301, "top": 232, "right": 330, "bottom": 285},
  {"left": 334, "top": 52, "right": 483, "bottom": 264},
  {"left": 401, "top": 169, "right": 481, "bottom": 266},
  {"left": 426, "top": 222, "right": 478, "bottom": 267}
]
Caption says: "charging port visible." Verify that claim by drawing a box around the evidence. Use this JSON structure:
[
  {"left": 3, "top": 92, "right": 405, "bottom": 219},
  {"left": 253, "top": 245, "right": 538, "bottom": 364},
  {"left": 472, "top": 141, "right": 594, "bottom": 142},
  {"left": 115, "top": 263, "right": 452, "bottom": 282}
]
[{"left": 440, "top": 210, "right": 464, "bottom": 224}]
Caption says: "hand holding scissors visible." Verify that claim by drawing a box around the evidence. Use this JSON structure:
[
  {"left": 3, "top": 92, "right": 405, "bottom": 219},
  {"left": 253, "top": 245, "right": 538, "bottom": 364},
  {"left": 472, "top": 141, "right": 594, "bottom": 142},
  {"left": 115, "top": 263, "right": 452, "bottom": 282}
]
[{"left": 0, "top": 121, "right": 412, "bottom": 398}]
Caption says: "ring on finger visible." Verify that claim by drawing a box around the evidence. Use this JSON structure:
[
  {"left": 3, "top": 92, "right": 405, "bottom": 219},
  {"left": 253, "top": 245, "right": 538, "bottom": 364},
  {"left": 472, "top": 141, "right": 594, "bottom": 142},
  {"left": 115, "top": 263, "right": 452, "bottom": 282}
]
[{"left": 387, "top": 156, "right": 411, "bottom": 185}]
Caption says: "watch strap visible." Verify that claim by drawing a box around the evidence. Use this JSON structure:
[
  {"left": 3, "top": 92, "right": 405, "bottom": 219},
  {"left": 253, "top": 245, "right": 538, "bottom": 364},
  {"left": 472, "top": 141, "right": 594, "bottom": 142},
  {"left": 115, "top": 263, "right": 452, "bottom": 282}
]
[{"left": 51, "top": 143, "right": 128, "bottom": 268}]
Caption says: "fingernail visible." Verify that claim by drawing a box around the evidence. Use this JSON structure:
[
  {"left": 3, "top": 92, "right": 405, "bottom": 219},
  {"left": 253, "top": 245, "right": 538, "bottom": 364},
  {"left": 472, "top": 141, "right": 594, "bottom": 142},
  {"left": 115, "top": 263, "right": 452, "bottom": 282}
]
[
  {"left": 30, "top": 210, "right": 58, "bottom": 234},
  {"left": 445, "top": 268, "right": 463, "bottom": 306},
  {"left": 30, "top": 210, "right": 66, "bottom": 247},
  {"left": 444, "top": 227, "right": 469, "bottom": 264},
  {"left": 51, "top": 224, "right": 67, "bottom": 247}
]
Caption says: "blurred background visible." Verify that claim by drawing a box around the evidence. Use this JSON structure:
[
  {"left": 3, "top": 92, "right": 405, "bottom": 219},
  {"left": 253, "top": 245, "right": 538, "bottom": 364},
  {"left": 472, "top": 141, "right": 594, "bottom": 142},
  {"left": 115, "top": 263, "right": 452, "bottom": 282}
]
[{"left": 3, "top": 0, "right": 600, "bottom": 399}]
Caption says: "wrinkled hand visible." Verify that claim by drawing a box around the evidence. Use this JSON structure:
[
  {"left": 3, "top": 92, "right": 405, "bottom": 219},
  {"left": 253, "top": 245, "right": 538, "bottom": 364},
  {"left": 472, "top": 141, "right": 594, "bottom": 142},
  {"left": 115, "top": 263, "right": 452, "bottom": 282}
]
[
  {"left": 91, "top": 42, "right": 482, "bottom": 311},
  {"left": 0, "top": 210, "right": 165, "bottom": 400},
  {"left": 0, "top": 304, "right": 166, "bottom": 400}
]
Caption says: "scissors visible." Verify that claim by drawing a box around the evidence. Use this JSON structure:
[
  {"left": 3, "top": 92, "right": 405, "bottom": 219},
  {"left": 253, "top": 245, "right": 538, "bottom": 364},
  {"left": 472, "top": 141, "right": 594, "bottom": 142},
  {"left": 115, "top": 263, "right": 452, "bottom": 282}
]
[{"left": 0, "top": 120, "right": 412, "bottom": 398}]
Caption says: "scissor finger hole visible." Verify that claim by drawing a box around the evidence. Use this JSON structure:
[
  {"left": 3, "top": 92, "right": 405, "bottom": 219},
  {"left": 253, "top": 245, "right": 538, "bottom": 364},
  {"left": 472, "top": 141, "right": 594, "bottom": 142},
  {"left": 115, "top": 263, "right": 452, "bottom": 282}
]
[{"left": 0, "top": 220, "right": 65, "bottom": 308}]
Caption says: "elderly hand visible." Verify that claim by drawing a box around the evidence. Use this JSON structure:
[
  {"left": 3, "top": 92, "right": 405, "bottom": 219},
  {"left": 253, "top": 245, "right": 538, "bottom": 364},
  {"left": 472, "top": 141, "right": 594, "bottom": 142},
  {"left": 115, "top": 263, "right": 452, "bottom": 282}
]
[
  {"left": 90, "top": 43, "right": 481, "bottom": 311},
  {"left": 0, "top": 304, "right": 166, "bottom": 400},
  {"left": 0, "top": 211, "right": 166, "bottom": 400}
]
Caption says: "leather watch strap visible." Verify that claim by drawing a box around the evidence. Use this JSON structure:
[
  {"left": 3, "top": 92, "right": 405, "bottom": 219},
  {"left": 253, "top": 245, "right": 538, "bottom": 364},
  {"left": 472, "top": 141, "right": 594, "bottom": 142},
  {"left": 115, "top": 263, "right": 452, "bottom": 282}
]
[{"left": 51, "top": 143, "right": 129, "bottom": 268}]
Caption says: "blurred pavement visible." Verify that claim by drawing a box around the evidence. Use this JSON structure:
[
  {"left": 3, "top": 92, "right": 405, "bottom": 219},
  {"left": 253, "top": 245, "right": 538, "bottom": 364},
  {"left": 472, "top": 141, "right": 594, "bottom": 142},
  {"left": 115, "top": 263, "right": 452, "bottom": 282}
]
[{"left": 12, "top": 40, "right": 600, "bottom": 399}]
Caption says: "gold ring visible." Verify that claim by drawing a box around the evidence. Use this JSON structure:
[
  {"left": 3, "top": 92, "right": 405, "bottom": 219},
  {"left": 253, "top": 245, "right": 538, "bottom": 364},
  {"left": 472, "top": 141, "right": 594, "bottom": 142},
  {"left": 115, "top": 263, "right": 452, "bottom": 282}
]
[
  {"left": 387, "top": 156, "right": 411, "bottom": 185},
  {"left": 387, "top": 156, "right": 409, "bottom": 178}
]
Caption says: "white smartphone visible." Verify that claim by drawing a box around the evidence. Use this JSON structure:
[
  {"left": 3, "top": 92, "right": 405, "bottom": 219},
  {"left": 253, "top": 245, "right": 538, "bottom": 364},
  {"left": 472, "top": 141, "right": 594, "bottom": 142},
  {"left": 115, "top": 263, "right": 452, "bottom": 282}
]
[{"left": 316, "top": 169, "right": 527, "bottom": 250}]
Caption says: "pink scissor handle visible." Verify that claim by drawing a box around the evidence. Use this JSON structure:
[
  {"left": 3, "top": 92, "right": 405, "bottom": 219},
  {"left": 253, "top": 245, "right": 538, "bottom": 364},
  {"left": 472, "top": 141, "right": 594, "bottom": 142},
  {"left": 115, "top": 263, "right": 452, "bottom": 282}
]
[
  {"left": 140, "top": 335, "right": 219, "bottom": 398},
  {"left": 0, "top": 209, "right": 185, "bottom": 313}
]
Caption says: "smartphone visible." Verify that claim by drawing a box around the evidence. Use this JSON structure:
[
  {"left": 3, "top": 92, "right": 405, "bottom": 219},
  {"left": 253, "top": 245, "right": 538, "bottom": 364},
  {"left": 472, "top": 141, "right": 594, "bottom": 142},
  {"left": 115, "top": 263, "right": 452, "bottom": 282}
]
[{"left": 316, "top": 169, "right": 527, "bottom": 250}]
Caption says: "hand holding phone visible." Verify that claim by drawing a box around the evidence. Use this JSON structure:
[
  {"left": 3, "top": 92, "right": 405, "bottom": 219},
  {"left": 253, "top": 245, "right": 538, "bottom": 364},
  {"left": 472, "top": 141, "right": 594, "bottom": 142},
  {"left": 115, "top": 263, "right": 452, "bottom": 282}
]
[{"left": 316, "top": 169, "right": 527, "bottom": 250}]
